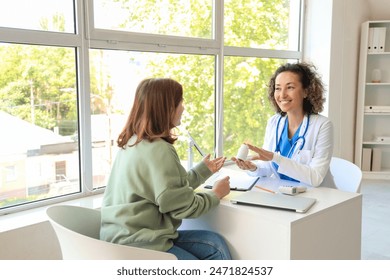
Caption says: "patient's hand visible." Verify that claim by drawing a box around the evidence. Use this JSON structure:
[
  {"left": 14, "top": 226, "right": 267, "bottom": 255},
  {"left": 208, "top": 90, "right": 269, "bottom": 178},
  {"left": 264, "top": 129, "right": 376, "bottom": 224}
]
[
  {"left": 212, "top": 176, "right": 230, "bottom": 199},
  {"left": 203, "top": 154, "right": 226, "bottom": 173}
]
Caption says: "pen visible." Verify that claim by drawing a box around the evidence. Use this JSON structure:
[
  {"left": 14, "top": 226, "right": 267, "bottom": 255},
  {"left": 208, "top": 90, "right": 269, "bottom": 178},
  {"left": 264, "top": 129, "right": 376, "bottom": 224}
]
[{"left": 255, "top": 185, "right": 276, "bottom": 194}]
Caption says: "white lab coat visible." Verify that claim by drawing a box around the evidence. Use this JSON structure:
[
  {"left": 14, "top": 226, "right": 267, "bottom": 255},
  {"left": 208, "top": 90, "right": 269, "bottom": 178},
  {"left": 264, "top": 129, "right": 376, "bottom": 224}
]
[{"left": 249, "top": 113, "right": 335, "bottom": 187}]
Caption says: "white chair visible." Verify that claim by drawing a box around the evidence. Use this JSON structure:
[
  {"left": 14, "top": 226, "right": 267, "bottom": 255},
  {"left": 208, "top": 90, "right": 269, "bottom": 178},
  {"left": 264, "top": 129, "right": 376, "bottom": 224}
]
[
  {"left": 46, "top": 205, "right": 177, "bottom": 260},
  {"left": 329, "top": 157, "right": 362, "bottom": 193}
]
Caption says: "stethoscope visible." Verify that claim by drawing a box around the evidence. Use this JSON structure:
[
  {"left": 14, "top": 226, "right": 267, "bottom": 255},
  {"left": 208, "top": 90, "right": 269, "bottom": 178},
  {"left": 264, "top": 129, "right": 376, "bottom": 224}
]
[{"left": 275, "top": 114, "right": 310, "bottom": 159}]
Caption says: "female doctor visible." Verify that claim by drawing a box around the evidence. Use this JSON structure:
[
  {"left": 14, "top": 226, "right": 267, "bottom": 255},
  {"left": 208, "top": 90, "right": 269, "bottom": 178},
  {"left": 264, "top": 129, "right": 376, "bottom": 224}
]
[{"left": 233, "top": 62, "right": 334, "bottom": 187}]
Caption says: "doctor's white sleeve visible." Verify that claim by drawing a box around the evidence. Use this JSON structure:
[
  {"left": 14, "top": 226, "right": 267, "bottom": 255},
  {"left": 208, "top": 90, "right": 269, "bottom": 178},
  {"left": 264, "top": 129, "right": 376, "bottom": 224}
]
[{"left": 275, "top": 119, "right": 333, "bottom": 187}]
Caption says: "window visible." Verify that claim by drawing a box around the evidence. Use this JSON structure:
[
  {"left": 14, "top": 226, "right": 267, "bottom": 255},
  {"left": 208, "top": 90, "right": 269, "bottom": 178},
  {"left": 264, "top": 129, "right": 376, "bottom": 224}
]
[
  {"left": 93, "top": 0, "right": 213, "bottom": 39},
  {"left": 0, "top": 0, "right": 75, "bottom": 33},
  {"left": 5, "top": 166, "right": 17, "bottom": 182},
  {"left": 0, "top": 0, "right": 303, "bottom": 214},
  {"left": 224, "top": 0, "right": 301, "bottom": 50},
  {"left": 89, "top": 50, "right": 216, "bottom": 187},
  {"left": 0, "top": 43, "right": 80, "bottom": 210},
  {"left": 223, "top": 57, "right": 291, "bottom": 156}
]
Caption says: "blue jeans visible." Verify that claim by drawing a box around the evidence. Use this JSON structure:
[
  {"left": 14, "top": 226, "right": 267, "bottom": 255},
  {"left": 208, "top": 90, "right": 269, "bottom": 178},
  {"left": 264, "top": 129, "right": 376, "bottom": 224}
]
[{"left": 167, "top": 230, "right": 232, "bottom": 260}]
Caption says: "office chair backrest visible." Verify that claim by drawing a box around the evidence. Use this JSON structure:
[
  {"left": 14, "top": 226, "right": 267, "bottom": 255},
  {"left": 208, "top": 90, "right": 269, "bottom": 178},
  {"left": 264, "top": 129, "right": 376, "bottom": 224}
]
[
  {"left": 46, "top": 205, "right": 176, "bottom": 260},
  {"left": 329, "top": 157, "right": 362, "bottom": 193}
]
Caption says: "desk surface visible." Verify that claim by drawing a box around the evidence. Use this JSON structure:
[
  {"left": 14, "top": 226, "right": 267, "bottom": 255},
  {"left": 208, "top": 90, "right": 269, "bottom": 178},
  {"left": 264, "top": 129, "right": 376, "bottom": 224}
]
[
  {"left": 220, "top": 177, "right": 360, "bottom": 223},
  {"left": 183, "top": 172, "right": 362, "bottom": 260}
]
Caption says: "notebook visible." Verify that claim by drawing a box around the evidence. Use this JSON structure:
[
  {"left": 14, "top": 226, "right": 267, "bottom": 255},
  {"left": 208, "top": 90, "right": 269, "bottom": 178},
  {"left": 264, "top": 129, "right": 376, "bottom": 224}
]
[{"left": 230, "top": 191, "right": 316, "bottom": 213}]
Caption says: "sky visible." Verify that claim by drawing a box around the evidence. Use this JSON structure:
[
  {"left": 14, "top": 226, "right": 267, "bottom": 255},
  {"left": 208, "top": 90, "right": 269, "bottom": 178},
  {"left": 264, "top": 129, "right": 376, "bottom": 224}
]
[{"left": 0, "top": 0, "right": 74, "bottom": 32}]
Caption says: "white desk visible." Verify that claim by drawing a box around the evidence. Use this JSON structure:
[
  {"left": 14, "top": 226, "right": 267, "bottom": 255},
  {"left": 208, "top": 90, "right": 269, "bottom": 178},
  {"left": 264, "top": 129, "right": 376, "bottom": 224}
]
[{"left": 181, "top": 177, "right": 362, "bottom": 260}]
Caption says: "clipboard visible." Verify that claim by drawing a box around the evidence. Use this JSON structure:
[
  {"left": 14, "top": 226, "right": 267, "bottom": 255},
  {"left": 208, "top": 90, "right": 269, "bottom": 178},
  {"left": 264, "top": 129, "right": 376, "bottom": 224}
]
[{"left": 204, "top": 170, "right": 260, "bottom": 191}]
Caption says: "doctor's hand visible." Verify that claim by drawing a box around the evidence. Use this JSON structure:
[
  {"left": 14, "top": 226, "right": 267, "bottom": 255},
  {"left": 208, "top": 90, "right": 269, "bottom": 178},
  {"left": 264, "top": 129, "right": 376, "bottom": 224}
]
[
  {"left": 203, "top": 154, "right": 226, "bottom": 173},
  {"left": 231, "top": 157, "right": 258, "bottom": 172},
  {"left": 212, "top": 176, "right": 230, "bottom": 199},
  {"left": 246, "top": 143, "right": 274, "bottom": 162}
]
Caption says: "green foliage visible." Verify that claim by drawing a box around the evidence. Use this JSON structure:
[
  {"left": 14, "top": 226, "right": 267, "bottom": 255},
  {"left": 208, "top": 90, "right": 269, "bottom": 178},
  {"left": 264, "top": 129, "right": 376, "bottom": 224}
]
[
  {"left": 0, "top": 42, "right": 77, "bottom": 133},
  {"left": 112, "top": 0, "right": 212, "bottom": 38},
  {"left": 223, "top": 57, "right": 287, "bottom": 156},
  {"left": 0, "top": 13, "right": 77, "bottom": 135},
  {"left": 115, "top": 0, "right": 292, "bottom": 158},
  {"left": 224, "top": 0, "right": 289, "bottom": 48},
  {"left": 1, "top": 0, "right": 293, "bottom": 158}
]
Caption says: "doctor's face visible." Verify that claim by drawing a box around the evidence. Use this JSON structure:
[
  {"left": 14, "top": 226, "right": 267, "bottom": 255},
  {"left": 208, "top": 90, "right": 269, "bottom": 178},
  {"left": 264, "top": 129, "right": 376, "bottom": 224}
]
[{"left": 274, "top": 71, "right": 306, "bottom": 115}]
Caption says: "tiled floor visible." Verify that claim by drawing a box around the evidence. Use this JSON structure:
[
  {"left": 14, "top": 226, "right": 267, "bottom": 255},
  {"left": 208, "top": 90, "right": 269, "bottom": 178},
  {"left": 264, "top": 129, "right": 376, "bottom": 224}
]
[{"left": 360, "top": 179, "right": 390, "bottom": 260}]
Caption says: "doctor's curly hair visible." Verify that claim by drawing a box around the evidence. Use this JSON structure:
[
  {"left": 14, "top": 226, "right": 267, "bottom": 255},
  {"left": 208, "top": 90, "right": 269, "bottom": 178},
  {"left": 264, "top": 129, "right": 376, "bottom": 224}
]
[{"left": 267, "top": 62, "right": 326, "bottom": 116}]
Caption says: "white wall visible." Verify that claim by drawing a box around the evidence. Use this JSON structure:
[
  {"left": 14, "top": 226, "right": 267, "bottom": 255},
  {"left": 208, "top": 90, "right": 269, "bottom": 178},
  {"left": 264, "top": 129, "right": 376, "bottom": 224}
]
[
  {"left": 304, "top": 0, "right": 371, "bottom": 161},
  {"left": 302, "top": 0, "right": 332, "bottom": 115},
  {"left": 328, "top": 0, "right": 370, "bottom": 161},
  {"left": 367, "top": 0, "right": 390, "bottom": 20}
]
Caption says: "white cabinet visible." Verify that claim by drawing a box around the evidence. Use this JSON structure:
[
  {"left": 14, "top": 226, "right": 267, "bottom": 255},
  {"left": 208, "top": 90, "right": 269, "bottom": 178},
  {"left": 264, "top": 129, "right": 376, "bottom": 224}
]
[{"left": 355, "top": 21, "right": 390, "bottom": 179}]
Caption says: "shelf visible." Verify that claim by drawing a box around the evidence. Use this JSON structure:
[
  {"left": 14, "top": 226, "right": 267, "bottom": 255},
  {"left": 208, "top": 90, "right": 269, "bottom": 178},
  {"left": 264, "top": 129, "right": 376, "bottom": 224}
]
[
  {"left": 368, "top": 52, "right": 390, "bottom": 55},
  {"left": 364, "top": 112, "right": 390, "bottom": 115},
  {"left": 364, "top": 105, "right": 390, "bottom": 114},
  {"left": 364, "top": 169, "right": 390, "bottom": 173},
  {"left": 355, "top": 21, "right": 390, "bottom": 179},
  {"left": 365, "top": 82, "right": 390, "bottom": 86},
  {"left": 363, "top": 170, "right": 390, "bottom": 180},
  {"left": 363, "top": 141, "right": 390, "bottom": 145}
]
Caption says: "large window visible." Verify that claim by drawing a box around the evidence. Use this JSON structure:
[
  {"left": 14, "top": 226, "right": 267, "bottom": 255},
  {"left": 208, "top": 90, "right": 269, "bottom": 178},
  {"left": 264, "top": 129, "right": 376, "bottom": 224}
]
[
  {"left": 0, "top": 0, "right": 303, "bottom": 214},
  {"left": 224, "top": 0, "right": 301, "bottom": 50},
  {"left": 223, "top": 57, "right": 290, "bottom": 156},
  {"left": 0, "top": 43, "right": 80, "bottom": 208},
  {"left": 0, "top": 0, "right": 75, "bottom": 33},
  {"left": 93, "top": 0, "right": 213, "bottom": 39},
  {"left": 89, "top": 50, "right": 215, "bottom": 187}
]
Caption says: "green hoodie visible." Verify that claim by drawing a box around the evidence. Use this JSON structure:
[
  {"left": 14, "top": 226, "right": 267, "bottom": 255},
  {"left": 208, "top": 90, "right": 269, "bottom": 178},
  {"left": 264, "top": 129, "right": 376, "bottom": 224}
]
[{"left": 100, "top": 136, "right": 219, "bottom": 252}]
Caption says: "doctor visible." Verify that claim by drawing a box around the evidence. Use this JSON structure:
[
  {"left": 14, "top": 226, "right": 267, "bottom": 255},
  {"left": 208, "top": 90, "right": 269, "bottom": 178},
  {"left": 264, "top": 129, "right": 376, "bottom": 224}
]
[{"left": 233, "top": 62, "right": 334, "bottom": 187}]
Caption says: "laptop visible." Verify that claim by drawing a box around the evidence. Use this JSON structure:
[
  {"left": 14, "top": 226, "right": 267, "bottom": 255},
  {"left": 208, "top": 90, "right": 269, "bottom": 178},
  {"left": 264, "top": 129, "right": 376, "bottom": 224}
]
[{"left": 230, "top": 191, "right": 316, "bottom": 213}]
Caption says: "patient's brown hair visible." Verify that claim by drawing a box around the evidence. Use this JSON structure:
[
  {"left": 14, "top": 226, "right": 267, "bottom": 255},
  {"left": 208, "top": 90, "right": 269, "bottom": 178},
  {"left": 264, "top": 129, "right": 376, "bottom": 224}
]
[{"left": 117, "top": 78, "right": 183, "bottom": 148}]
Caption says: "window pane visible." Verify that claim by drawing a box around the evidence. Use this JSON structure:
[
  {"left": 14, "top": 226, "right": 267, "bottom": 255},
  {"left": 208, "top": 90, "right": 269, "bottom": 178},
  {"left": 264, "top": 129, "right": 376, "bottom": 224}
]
[
  {"left": 0, "top": 0, "right": 75, "bottom": 33},
  {"left": 0, "top": 44, "right": 79, "bottom": 210},
  {"left": 224, "top": 0, "right": 301, "bottom": 50},
  {"left": 93, "top": 0, "right": 213, "bottom": 39},
  {"left": 89, "top": 50, "right": 215, "bottom": 188},
  {"left": 223, "top": 57, "right": 297, "bottom": 157}
]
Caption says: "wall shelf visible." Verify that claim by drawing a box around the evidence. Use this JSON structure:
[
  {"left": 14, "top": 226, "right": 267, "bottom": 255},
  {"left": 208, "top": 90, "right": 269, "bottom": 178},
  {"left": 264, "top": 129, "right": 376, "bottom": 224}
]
[
  {"left": 363, "top": 141, "right": 390, "bottom": 145},
  {"left": 364, "top": 112, "right": 390, "bottom": 115},
  {"left": 363, "top": 170, "right": 390, "bottom": 180},
  {"left": 355, "top": 21, "right": 390, "bottom": 178},
  {"left": 366, "top": 82, "right": 390, "bottom": 85},
  {"left": 368, "top": 52, "right": 390, "bottom": 55}
]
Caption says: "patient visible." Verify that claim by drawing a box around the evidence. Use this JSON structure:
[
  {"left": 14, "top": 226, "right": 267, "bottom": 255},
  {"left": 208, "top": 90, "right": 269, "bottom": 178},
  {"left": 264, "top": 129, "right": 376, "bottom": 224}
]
[{"left": 100, "top": 78, "right": 232, "bottom": 260}]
